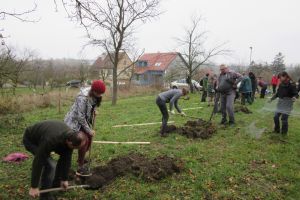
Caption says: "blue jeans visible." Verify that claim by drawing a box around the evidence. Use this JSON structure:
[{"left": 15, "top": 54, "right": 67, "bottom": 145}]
[{"left": 156, "top": 96, "right": 169, "bottom": 135}]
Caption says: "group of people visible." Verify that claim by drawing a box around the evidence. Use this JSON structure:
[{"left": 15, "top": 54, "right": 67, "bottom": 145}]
[
  {"left": 23, "top": 65, "right": 299, "bottom": 199},
  {"left": 157, "top": 64, "right": 299, "bottom": 137}
]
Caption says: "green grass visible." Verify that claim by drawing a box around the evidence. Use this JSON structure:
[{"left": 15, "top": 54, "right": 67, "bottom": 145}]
[{"left": 0, "top": 93, "right": 299, "bottom": 199}]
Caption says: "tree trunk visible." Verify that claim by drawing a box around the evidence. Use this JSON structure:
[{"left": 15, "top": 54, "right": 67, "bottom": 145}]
[
  {"left": 187, "top": 73, "right": 194, "bottom": 93},
  {"left": 112, "top": 67, "right": 118, "bottom": 106}
]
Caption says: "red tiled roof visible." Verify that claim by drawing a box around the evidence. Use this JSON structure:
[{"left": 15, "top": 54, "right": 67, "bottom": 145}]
[{"left": 134, "top": 52, "right": 179, "bottom": 74}]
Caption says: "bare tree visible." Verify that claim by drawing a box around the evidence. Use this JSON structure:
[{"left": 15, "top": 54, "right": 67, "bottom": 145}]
[
  {"left": 0, "top": 3, "right": 37, "bottom": 22},
  {"left": 99, "top": 69, "right": 110, "bottom": 81},
  {"left": 78, "top": 61, "right": 89, "bottom": 84},
  {"left": 63, "top": 0, "right": 161, "bottom": 105},
  {"left": 10, "top": 49, "right": 34, "bottom": 94},
  {"left": 176, "top": 15, "right": 229, "bottom": 93},
  {"left": 0, "top": 47, "right": 14, "bottom": 89}
]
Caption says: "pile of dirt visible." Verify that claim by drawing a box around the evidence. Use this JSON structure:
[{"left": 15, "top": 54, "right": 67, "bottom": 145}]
[
  {"left": 165, "top": 119, "right": 217, "bottom": 139},
  {"left": 235, "top": 105, "right": 252, "bottom": 114},
  {"left": 74, "top": 153, "right": 183, "bottom": 190}
]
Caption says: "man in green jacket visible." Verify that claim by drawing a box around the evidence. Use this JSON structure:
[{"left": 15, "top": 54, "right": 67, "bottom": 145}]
[
  {"left": 239, "top": 73, "right": 253, "bottom": 105},
  {"left": 23, "top": 120, "right": 85, "bottom": 199}
]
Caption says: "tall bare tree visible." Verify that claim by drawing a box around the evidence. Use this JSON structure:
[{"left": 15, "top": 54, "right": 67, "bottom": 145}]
[
  {"left": 63, "top": 0, "right": 161, "bottom": 105},
  {"left": 176, "top": 16, "right": 229, "bottom": 93}
]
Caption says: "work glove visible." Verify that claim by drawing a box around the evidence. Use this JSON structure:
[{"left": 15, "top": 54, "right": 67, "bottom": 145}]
[
  {"left": 180, "top": 112, "right": 186, "bottom": 117},
  {"left": 170, "top": 110, "right": 175, "bottom": 115}
]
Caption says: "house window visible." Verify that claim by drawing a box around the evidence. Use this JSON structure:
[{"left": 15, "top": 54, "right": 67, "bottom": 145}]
[
  {"left": 137, "top": 61, "right": 148, "bottom": 67},
  {"left": 154, "top": 62, "right": 161, "bottom": 67}
]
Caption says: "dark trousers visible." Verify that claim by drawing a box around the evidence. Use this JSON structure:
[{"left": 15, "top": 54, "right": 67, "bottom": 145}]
[
  {"left": 23, "top": 134, "right": 59, "bottom": 199},
  {"left": 241, "top": 92, "right": 252, "bottom": 105},
  {"left": 213, "top": 92, "right": 221, "bottom": 113},
  {"left": 220, "top": 91, "right": 236, "bottom": 123},
  {"left": 274, "top": 112, "right": 289, "bottom": 134},
  {"left": 156, "top": 96, "right": 169, "bottom": 135},
  {"left": 260, "top": 87, "right": 267, "bottom": 98},
  {"left": 272, "top": 85, "right": 277, "bottom": 94},
  {"left": 201, "top": 91, "right": 207, "bottom": 102},
  {"left": 251, "top": 89, "right": 256, "bottom": 102}
]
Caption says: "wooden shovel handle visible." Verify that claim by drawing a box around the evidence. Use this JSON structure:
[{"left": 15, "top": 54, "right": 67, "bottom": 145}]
[{"left": 39, "top": 185, "right": 89, "bottom": 194}]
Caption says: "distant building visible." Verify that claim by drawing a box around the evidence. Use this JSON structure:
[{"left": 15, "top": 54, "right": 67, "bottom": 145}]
[
  {"left": 92, "top": 52, "right": 133, "bottom": 81},
  {"left": 133, "top": 52, "right": 187, "bottom": 86}
]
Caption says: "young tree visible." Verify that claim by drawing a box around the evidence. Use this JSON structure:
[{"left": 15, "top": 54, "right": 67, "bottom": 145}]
[
  {"left": 64, "top": 0, "right": 161, "bottom": 105},
  {"left": 176, "top": 16, "right": 229, "bottom": 93},
  {"left": 78, "top": 61, "right": 89, "bottom": 84},
  {"left": 272, "top": 52, "right": 285, "bottom": 74}
]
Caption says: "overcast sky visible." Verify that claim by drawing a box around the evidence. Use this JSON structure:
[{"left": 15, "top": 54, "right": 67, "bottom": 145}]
[{"left": 1, "top": 0, "right": 300, "bottom": 65}]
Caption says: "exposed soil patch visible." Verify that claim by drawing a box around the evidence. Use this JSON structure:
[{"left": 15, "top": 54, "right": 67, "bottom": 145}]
[
  {"left": 72, "top": 153, "right": 183, "bottom": 190},
  {"left": 166, "top": 119, "right": 217, "bottom": 139},
  {"left": 235, "top": 105, "right": 252, "bottom": 114}
]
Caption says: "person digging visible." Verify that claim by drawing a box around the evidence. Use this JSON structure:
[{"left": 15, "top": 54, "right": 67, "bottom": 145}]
[
  {"left": 23, "top": 120, "right": 85, "bottom": 200},
  {"left": 156, "top": 88, "right": 188, "bottom": 137},
  {"left": 64, "top": 80, "right": 105, "bottom": 177}
]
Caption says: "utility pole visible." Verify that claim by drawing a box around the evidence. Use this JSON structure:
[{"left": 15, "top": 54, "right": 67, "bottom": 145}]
[{"left": 249, "top": 46, "right": 253, "bottom": 65}]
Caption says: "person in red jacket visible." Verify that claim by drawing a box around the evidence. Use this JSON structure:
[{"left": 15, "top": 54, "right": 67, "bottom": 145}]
[{"left": 271, "top": 74, "right": 279, "bottom": 94}]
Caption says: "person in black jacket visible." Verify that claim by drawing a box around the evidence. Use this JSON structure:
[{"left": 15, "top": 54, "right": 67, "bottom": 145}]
[
  {"left": 23, "top": 120, "right": 85, "bottom": 199},
  {"left": 270, "top": 72, "right": 299, "bottom": 135}
]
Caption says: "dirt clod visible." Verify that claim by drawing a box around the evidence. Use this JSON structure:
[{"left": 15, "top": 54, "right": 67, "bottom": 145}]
[{"left": 74, "top": 153, "right": 183, "bottom": 190}]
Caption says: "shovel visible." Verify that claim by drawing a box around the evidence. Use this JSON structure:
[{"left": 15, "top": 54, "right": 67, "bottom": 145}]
[
  {"left": 39, "top": 185, "right": 90, "bottom": 194},
  {"left": 77, "top": 111, "right": 96, "bottom": 177},
  {"left": 208, "top": 107, "right": 215, "bottom": 121},
  {"left": 86, "top": 111, "right": 97, "bottom": 175}
]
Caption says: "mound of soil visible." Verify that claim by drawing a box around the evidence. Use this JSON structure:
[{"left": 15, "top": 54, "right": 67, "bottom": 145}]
[
  {"left": 74, "top": 153, "right": 183, "bottom": 190},
  {"left": 165, "top": 119, "right": 217, "bottom": 139},
  {"left": 177, "top": 119, "right": 217, "bottom": 139},
  {"left": 235, "top": 105, "right": 252, "bottom": 114}
]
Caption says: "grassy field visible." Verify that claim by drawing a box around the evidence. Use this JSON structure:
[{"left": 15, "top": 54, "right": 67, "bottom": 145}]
[{"left": 0, "top": 93, "right": 299, "bottom": 200}]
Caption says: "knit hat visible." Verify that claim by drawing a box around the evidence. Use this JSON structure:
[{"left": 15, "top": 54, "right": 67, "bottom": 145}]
[{"left": 91, "top": 80, "right": 106, "bottom": 94}]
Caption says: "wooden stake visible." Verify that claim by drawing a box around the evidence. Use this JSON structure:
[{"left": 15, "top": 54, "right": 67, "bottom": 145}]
[
  {"left": 112, "top": 121, "right": 175, "bottom": 128},
  {"left": 182, "top": 107, "right": 203, "bottom": 111},
  {"left": 93, "top": 141, "right": 150, "bottom": 145}
]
